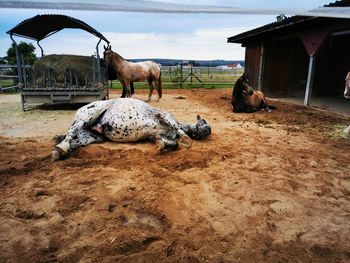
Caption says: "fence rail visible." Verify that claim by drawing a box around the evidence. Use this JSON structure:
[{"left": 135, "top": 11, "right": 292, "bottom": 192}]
[
  {"left": 108, "top": 66, "right": 244, "bottom": 89},
  {"left": 1, "top": 65, "right": 244, "bottom": 93},
  {"left": 0, "top": 64, "right": 19, "bottom": 92}
]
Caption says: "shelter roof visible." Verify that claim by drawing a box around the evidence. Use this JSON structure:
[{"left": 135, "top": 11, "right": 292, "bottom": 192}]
[
  {"left": 227, "top": 0, "right": 350, "bottom": 44},
  {"left": 7, "top": 14, "right": 109, "bottom": 43}
]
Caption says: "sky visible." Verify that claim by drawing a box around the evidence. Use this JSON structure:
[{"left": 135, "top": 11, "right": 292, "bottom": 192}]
[{"left": 0, "top": 0, "right": 332, "bottom": 61}]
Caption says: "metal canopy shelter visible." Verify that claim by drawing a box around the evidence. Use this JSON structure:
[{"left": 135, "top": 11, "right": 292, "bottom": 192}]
[
  {"left": 7, "top": 14, "right": 109, "bottom": 42},
  {"left": 7, "top": 14, "right": 109, "bottom": 58},
  {"left": 7, "top": 14, "right": 110, "bottom": 111}
]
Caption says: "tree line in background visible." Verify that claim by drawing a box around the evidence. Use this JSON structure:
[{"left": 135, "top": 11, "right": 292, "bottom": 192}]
[
  {"left": 0, "top": 41, "right": 243, "bottom": 68},
  {"left": 0, "top": 42, "right": 37, "bottom": 65}
]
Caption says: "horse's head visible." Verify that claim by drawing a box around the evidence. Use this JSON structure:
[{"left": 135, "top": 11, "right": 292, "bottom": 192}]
[
  {"left": 181, "top": 115, "right": 211, "bottom": 140},
  {"left": 103, "top": 44, "right": 113, "bottom": 64},
  {"left": 345, "top": 72, "right": 350, "bottom": 99},
  {"left": 234, "top": 73, "right": 254, "bottom": 98}
]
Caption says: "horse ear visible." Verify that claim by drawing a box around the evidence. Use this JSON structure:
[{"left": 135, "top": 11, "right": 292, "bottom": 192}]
[
  {"left": 109, "top": 45, "right": 112, "bottom": 50},
  {"left": 197, "top": 115, "right": 201, "bottom": 120},
  {"left": 104, "top": 45, "right": 107, "bottom": 50},
  {"left": 346, "top": 72, "right": 350, "bottom": 80}
]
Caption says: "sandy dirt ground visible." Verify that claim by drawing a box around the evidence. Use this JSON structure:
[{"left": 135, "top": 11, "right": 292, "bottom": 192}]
[{"left": 0, "top": 89, "right": 350, "bottom": 263}]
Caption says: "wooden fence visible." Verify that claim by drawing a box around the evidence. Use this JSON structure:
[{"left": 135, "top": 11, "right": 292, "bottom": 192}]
[
  {"left": 1, "top": 64, "right": 244, "bottom": 92},
  {"left": 0, "top": 65, "right": 19, "bottom": 92},
  {"left": 108, "top": 66, "right": 244, "bottom": 89}
]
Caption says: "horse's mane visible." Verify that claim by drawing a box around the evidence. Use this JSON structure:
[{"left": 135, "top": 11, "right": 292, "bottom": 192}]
[
  {"left": 232, "top": 75, "right": 244, "bottom": 101},
  {"left": 111, "top": 50, "right": 125, "bottom": 61}
]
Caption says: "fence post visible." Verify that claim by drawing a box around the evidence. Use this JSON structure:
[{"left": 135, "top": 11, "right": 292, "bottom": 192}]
[
  {"left": 190, "top": 66, "right": 193, "bottom": 84},
  {"left": 180, "top": 65, "right": 183, "bottom": 89},
  {"left": 21, "top": 55, "right": 27, "bottom": 87}
]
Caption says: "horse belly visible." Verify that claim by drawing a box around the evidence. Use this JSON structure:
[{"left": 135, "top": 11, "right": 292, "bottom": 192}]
[
  {"left": 99, "top": 98, "right": 165, "bottom": 142},
  {"left": 132, "top": 72, "right": 148, "bottom": 82},
  {"left": 100, "top": 114, "right": 162, "bottom": 142},
  {"left": 250, "top": 91, "right": 264, "bottom": 108},
  {"left": 131, "top": 64, "right": 150, "bottom": 82}
]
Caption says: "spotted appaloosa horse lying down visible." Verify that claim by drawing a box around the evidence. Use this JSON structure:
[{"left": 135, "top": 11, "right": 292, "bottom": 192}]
[{"left": 52, "top": 98, "right": 211, "bottom": 160}]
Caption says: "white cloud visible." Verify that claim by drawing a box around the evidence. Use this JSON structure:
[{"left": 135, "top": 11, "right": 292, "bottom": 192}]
[
  {"left": 21, "top": 26, "right": 248, "bottom": 60},
  {"left": 0, "top": 39, "right": 12, "bottom": 56},
  {"left": 103, "top": 27, "right": 248, "bottom": 60}
]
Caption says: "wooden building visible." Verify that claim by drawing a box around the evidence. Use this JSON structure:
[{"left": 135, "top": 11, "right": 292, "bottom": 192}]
[{"left": 228, "top": 0, "right": 350, "bottom": 107}]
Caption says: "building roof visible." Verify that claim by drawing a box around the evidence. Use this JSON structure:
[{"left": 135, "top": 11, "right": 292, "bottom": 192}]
[
  {"left": 325, "top": 0, "right": 350, "bottom": 6},
  {"left": 7, "top": 14, "right": 109, "bottom": 43},
  {"left": 228, "top": 0, "right": 350, "bottom": 44}
]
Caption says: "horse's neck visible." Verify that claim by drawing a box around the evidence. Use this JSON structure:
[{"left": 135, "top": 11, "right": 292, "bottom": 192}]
[
  {"left": 233, "top": 82, "right": 242, "bottom": 99},
  {"left": 111, "top": 52, "right": 128, "bottom": 71}
]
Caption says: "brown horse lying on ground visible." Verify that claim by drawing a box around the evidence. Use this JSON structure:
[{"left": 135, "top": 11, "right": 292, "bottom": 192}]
[
  {"left": 344, "top": 72, "right": 350, "bottom": 134},
  {"left": 103, "top": 44, "right": 162, "bottom": 101},
  {"left": 231, "top": 74, "right": 275, "bottom": 113}
]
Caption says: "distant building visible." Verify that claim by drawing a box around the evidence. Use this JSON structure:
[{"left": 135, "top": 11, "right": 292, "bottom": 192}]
[{"left": 216, "top": 63, "right": 242, "bottom": 69}]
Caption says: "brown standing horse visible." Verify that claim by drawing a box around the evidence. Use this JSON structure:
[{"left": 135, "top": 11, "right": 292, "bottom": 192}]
[{"left": 103, "top": 45, "right": 162, "bottom": 101}]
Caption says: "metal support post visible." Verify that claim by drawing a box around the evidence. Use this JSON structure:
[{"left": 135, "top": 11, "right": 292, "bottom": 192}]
[
  {"left": 96, "top": 38, "right": 102, "bottom": 82},
  {"left": 304, "top": 55, "right": 315, "bottom": 106}
]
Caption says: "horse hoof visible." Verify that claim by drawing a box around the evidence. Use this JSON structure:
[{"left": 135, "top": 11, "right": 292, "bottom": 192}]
[
  {"left": 56, "top": 141, "right": 70, "bottom": 154},
  {"left": 179, "top": 134, "right": 192, "bottom": 148},
  {"left": 52, "top": 150, "right": 61, "bottom": 161},
  {"left": 156, "top": 140, "right": 165, "bottom": 151}
]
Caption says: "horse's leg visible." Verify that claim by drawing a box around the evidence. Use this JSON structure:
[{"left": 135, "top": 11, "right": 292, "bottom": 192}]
[
  {"left": 155, "top": 112, "right": 192, "bottom": 148},
  {"left": 234, "top": 96, "right": 250, "bottom": 113},
  {"left": 249, "top": 107, "right": 258, "bottom": 113},
  {"left": 153, "top": 78, "right": 160, "bottom": 102},
  {"left": 244, "top": 102, "right": 257, "bottom": 113},
  {"left": 121, "top": 82, "right": 134, "bottom": 97},
  {"left": 153, "top": 135, "right": 179, "bottom": 151},
  {"left": 153, "top": 71, "right": 162, "bottom": 101},
  {"left": 260, "top": 94, "right": 272, "bottom": 112},
  {"left": 121, "top": 89, "right": 126, "bottom": 98},
  {"left": 147, "top": 77, "right": 154, "bottom": 102},
  {"left": 55, "top": 100, "right": 111, "bottom": 154},
  {"left": 53, "top": 129, "right": 104, "bottom": 160},
  {"left": 123, "top": 80, "right": 132, "bottom": 97},
  {"left": 120, "top": 80, "right": 127, "bottom": 98},
  {"left": 130, "top": 82, "right": 135, "bottom": 95}
]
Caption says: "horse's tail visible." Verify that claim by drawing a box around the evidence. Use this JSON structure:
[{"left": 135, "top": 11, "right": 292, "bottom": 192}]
[{"left": 157, "top": 70, "right": 162, "bottom": 99}]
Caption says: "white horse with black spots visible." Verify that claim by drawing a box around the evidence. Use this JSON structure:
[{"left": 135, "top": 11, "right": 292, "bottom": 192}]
[
  {"left": 52, "top": 98, "right": 211, "bottom": 160},
  {"left": 345, "top": 72, "right": 350, "bottom": 134}
]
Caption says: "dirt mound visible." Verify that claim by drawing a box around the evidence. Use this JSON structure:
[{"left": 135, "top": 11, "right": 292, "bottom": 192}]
[{"left": 0, "top": 89, "right": 350, "bottom": 262}]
